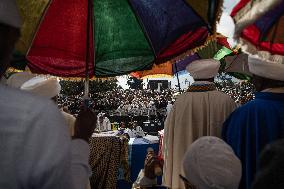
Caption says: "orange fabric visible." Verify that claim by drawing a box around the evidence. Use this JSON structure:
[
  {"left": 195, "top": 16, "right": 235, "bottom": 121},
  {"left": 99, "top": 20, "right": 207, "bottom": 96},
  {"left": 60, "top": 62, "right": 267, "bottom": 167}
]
[{"left": 131, "top": 62, "right": 173, "bottom": 79}]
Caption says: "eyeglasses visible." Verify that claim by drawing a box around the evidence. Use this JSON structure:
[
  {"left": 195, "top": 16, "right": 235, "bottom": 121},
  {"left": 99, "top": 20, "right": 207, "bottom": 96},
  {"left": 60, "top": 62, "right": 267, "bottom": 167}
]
[{"left": 179, "top": 174, "right": 196, "bottom": 189}]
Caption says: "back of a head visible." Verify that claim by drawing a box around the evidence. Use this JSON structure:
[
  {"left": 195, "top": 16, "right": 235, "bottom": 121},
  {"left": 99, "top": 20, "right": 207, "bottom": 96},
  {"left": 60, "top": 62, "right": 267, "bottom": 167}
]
[
  {"left": 182, "top": 136, "right": 242, "bottom": 189},
  {"left": 248, "top": 56, "right": 284, "bottom": 91},
  {"left": 252, "top": 139, "right": 284, "bottom": 189},
  {"left": 186, "top": 59, "right": 220, "bottom": 80},
  {"left": 6, "top": 72, "right": 36, "bottom": 88},
  {"left": 20, "top": 75, "right": 61, "bottom": 99}
]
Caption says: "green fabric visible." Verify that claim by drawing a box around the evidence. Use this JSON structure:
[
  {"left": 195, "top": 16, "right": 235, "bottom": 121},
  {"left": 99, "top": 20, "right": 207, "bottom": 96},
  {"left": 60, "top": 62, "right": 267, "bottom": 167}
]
[
  {"left": 228, "top": 72, "right": 252, "bottom": 80},
  {"left": 214, "top": 47, "right": 232, "bottom": 60},
  {"left": 197, "top": 40, "right": 223, "bottom": 59},
  {"left": 94, "top": 0, "right": 154, "bottom": 77}
]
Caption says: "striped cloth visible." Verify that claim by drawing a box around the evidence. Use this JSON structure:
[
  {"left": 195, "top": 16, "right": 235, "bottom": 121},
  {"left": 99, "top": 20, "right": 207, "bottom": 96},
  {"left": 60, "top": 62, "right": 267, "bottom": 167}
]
[{"left": 187, "top": 83, "right": 216, "bottom": 92}]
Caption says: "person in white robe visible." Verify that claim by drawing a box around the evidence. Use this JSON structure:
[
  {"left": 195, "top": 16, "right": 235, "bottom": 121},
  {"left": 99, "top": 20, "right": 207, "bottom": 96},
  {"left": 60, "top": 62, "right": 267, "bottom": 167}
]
[
  {"left": 97, "top": 113, "right": 112, "bottom": 131},
  {"left": 162, "top": 59, "right": 237, "bottom": 189},
  {"left": 0, "top": 1, "right": 95, "bottom": 188},
  {"left": 166, "top": 101, "right": 173, "bottom": 115}
]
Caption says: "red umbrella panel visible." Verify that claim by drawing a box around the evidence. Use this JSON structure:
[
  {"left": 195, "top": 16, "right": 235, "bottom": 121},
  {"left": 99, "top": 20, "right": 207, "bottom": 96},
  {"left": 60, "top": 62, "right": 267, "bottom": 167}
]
[{"left": 26, "top": 0, "right": 94, "bottom": 77}]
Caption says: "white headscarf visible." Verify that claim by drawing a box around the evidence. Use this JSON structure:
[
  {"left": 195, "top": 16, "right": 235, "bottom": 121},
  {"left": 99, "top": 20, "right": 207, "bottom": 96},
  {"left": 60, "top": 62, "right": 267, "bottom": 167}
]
[
  {"left": 6, "top": 72, "right": 36, "bottom": 89},
  {"left": 248, "top": 55, "right": 284, "bottom": 81},
  {"left": 182, "top": 136, "right": 242, "bottom": 189},
  {"left": 21, "top": 76, "right": 61, "bottom": 98},
  {"left": 186, "top": 59, "right": 220, "bottom": 79}
]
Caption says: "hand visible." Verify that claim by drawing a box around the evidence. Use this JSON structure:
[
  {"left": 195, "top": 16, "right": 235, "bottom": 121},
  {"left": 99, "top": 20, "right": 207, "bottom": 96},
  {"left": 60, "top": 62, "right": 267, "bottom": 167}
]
[{"left": 73, "top": 107, "right": 97, "bottom": 142}]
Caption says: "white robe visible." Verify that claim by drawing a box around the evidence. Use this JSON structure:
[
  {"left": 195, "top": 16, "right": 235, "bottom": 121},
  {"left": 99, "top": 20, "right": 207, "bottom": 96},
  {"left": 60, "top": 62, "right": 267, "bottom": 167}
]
[
  {"left": 0, "top": 85, "right": 91, "bottom": 189},
  {"left": 97, "top": 117, "right": 111, "bottom": 131},
  {"left": 162, "top": 88, "right": 237, "bottom": 189},
  {"left": 61, "top": 110, "right": 76, "bottom": 136}
]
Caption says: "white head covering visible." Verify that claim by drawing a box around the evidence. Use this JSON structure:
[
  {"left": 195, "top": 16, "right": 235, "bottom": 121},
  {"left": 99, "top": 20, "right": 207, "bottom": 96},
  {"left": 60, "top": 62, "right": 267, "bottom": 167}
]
[
  {"left": 6, "top": 72, "right": 36, "bottom": 89},
  {"left": 248, "top": 56, "right": 284, "bottom": 81},
  {"left": 186, "top": 59, "right": 220, "bottom": 79},
  {"left": 182, "top": 136, "right": 242, "bottom": 189},
  {"left": 21, "top": 76, "right": 61, "bottom": 98},
  {"left": 0, "top": 0, "right": 21, "bottom": 28}
]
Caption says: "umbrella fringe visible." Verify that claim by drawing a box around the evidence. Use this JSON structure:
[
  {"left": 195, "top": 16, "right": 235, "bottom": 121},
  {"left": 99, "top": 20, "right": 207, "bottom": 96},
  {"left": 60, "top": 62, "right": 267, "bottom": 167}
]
[
  {"left": 169, "top": 34, "right": 222, "bottom": 64},
  {"left": 239, "top": 38, "right": 284, "bottom": 64},
  {"left": 141, "top": 74, "right": 173, "bottom": 79},
  {"left": 56, "top": 76, "right": 116, "bottom": 82},
  {"left": 5, "top": 68, "right": 115, "bottom": 82}
]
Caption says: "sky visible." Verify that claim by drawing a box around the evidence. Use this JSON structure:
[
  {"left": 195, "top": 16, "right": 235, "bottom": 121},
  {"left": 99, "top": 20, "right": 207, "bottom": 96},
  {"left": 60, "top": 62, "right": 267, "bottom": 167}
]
[
  {"left": 217, "top": 0, "right": 240, "bottom": 45},
  {"left": 117, "top": 0, "right": 240, "bottom": 90}
]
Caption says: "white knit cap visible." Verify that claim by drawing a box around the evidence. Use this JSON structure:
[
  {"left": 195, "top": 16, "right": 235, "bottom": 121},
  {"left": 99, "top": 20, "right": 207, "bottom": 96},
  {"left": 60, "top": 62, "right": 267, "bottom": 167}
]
[
  {"left": 182, "top": 136, "right": 242, "bottom": 189},
  {"left": 0, "top": 0, "right": 21, "bottom": 28},
  {"left": 186, "top": 59, "right": 220, "bottom": 79},
  {"left": 6, "top": 72, "right": 36, "bottom": 89},
  {"left": 21, "top": 76, "right": 61, "bottom": 98},
  {"left": 248, "top": 56, "right": 284, "bottom": 81}
]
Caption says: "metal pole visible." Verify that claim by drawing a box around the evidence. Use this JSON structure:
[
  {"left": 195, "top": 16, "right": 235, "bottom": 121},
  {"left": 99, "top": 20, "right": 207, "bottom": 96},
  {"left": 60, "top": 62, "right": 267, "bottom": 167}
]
[
  {"left": 173, "top": 63, "right": 181, "bottom": 92},
  {"left": 84, "top": 0, "right": 92, "bottom": 98}
]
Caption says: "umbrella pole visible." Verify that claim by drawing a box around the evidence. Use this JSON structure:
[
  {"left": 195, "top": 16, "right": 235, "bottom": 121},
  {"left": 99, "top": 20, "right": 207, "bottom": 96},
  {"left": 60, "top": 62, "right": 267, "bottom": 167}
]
[
  {"left": 84, "top": 0, "right": 92, "bottom": 99},
  {"left": 173, "top": 63, "right": 181, "bottom": 92}
]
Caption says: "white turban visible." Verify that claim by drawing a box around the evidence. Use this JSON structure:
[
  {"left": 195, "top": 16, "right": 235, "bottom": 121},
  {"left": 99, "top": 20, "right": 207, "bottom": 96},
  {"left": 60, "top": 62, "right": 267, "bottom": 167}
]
[
  {"left": 182, "top": 136, "right": 242, "bottom": 189},
  {"left": 248, "top": 56, "right": 284, "bottom": 81},
  {"left": 6, "top": 72, "right": 36, "bottom": 89},
  {"left": 186, "top": 59, "right": 220, "bottom": 79},
  {"left": 21, "top": 76, "right": 61, "bottom": 98},
  {"left": 0, "top": 0, "right": 21, "bottom": 28}
]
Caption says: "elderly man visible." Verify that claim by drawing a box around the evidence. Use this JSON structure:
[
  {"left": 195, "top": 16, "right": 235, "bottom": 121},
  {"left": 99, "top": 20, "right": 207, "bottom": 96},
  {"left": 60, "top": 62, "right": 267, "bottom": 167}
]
[
  {"left": 163, "top": 59, "right": 237, "bottom": 189},
  {"left": 181, "top": 136, "right": 242, "bottom": 189},
  {"left": 222, "top": 56, "right": 284, "bottom": 189},
  {"left": 0, "top": 1, "right": 96, "bottom": 188}
]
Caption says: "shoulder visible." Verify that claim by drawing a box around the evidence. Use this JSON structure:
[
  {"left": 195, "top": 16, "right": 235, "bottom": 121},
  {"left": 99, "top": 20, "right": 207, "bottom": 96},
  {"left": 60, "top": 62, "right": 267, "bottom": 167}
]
[
  {"left": 0, "top": 85, "right": 66, "bottom": 131},
  {"left": 1, "top": 85, "right": 53, "bottom": 111},
  {"left": 232, "top": 100, "right": 261, "bottom": 115},
  {"left": 212, "top": 90, "right": 235, "bottom": 101},
  {"left": 224, "top": 100, "right": 258, "bottom": 126},
  {"left": 62, "top": 111, "right": 76, "bottom": 120}
]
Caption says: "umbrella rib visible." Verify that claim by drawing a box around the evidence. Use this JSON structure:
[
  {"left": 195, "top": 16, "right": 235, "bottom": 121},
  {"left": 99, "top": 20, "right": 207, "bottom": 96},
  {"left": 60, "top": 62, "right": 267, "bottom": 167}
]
[{"left": 126, "top": 0, "right": 157, "bottom": 57}]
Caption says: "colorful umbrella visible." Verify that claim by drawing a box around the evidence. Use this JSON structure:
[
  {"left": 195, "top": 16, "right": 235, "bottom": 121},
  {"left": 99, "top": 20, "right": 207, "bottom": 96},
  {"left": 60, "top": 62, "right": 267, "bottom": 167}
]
[
  {"left": 131, "top": 36, "right": 232, "bottom": 79},
  {"left": 94, "top": 0, "right": 217, "bottom": 77},
  {"left": 231, "top": 0, "right": 284, "bottom": 63},
  {"left": 16, "top": 0, "right": 224, "bottom": 78}
]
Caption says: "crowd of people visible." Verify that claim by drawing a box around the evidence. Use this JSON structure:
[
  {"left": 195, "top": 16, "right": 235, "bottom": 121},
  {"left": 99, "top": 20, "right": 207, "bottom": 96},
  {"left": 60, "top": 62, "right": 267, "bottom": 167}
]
[
  {"left": 58, "top": 79, "right": 256, "bottom": 115},
  {"left": 1, "top": 1, "right": 284, "bottom": 189},
  {"left": 216, "top": 79, "right": 255, "bottom": 105},
  {"left": 58, "top": 88, "right": 175, "bottom": 118}
]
